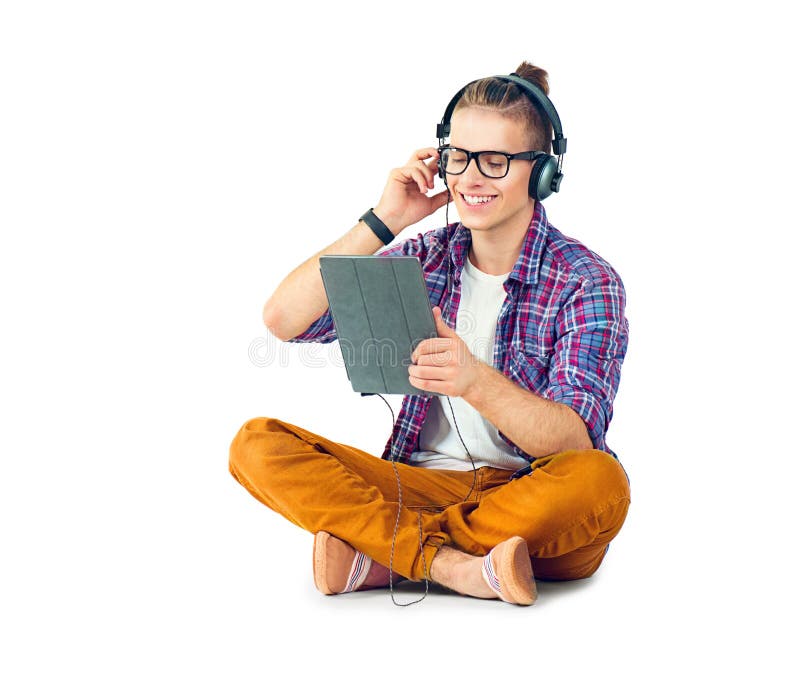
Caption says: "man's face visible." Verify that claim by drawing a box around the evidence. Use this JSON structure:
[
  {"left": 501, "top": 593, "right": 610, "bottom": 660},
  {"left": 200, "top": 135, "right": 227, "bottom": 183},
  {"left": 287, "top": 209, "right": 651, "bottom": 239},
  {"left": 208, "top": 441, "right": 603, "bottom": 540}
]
[{"left": 446, "top": 107, "right": 535, "bottom": 237}]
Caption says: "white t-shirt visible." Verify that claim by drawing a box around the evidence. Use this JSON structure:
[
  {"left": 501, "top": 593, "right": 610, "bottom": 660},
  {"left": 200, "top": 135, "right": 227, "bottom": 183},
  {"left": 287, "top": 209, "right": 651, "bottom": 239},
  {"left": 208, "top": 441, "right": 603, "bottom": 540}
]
[{"left": 411, "top": 254, "right": 529, "bottom": 472}]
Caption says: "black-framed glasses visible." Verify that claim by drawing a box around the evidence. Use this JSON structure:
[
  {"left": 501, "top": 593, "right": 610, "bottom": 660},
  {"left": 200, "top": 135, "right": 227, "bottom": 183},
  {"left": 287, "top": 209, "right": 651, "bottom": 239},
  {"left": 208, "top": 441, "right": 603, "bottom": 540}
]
[{"left": 438, "top": 145, "right": 542, "bottom": 179}]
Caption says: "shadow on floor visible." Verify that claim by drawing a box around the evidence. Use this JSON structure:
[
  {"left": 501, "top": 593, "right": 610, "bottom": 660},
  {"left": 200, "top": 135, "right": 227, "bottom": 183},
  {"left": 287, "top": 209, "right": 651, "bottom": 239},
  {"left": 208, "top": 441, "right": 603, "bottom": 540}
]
[{"left": 322, "top": 574, "right": 597, "bottom": 608}]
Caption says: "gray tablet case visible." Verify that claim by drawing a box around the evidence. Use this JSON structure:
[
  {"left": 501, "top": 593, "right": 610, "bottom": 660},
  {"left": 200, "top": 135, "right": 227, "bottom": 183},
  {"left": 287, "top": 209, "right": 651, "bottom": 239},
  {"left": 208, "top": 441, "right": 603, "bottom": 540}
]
[{"left": 319, "top": 255, "right": 437, "bottom": 395}]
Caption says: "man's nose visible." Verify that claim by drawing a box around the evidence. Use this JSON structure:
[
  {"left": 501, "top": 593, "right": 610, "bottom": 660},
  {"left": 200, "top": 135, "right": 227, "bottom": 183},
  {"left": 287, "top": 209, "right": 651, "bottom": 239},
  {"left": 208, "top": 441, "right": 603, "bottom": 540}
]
[{"left": 462, "top": 155, "right": 484, "bottom": 181}]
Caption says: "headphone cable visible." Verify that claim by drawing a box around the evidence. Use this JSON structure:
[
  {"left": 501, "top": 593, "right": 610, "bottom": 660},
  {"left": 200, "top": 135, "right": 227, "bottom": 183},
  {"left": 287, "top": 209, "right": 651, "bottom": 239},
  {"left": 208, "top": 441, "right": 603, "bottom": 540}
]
[
  {"left": 369, "top": 165, "right": 480, "bottom": 606},
  {"left": 375, "top": 365, "right": 478, "bottom": 604}
]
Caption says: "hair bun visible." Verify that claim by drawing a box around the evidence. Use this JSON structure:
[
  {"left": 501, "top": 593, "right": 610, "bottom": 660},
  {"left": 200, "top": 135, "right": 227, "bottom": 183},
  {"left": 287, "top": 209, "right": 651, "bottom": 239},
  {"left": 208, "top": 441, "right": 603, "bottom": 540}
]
[{"left": 514, "top": 61, "right": 550, "bottom": 95}]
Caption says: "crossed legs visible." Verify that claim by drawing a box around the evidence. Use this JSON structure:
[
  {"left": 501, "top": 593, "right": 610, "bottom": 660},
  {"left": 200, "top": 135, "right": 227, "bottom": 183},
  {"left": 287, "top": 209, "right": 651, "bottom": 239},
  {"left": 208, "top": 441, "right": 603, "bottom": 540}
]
[{"left": 229, "top": 417, "right": 631, "bottom": 595}]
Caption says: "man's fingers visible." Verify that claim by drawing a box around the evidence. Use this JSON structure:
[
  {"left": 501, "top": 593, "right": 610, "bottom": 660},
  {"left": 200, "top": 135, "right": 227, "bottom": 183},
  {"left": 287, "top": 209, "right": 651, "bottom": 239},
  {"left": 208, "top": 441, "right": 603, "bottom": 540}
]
[
  {"left": 409, "top": 147, "right": 439, "bottom": 163},
  {"left": 408, "top": 365, "right": 450, "bottom": 381},
  {"left": 416, "top": 157, "right": 439, "bottom": 185},
  {"left": 411, "top": 337, "right": 453, "bottom": 362},
  {"left": 409, "top": 167, "right": 429, "bottom": 193}
]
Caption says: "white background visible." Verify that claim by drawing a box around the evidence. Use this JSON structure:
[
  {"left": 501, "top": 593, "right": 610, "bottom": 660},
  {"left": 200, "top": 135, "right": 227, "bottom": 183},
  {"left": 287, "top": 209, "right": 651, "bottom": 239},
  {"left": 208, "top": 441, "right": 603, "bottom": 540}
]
[{"left": 1, "top": 1, "right": 798, "bottom": 674}]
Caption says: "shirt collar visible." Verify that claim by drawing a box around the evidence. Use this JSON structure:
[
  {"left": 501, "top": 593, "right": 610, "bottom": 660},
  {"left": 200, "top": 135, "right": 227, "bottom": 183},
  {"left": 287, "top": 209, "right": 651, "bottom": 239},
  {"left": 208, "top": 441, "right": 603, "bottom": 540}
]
[{"left": 448, "top": 200, "right": 549, "bottom": 287}]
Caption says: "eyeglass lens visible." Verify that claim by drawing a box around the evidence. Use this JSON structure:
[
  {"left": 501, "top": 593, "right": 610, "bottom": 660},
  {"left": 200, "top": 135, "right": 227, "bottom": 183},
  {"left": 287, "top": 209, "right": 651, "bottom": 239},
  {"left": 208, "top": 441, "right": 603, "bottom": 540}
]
[{"left": 442, "top": 148, "right": 509, "bottom": 178}]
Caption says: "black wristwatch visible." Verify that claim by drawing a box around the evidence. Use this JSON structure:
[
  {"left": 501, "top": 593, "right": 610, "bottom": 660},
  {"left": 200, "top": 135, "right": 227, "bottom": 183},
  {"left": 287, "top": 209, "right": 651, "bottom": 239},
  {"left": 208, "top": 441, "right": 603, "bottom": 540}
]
[{"left": 360, "top": 208, "right": 395, "bottom": 246}]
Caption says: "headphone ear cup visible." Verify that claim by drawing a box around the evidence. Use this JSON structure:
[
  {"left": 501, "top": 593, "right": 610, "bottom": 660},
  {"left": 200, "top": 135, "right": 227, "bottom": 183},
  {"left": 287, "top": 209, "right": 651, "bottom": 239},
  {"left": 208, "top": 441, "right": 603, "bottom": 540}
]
[
  {"left": 528, "top": 153, "right": 559, "bottom": 201},
  {"left": 437, "top": 154, "right": 445, "bottom": 180}
]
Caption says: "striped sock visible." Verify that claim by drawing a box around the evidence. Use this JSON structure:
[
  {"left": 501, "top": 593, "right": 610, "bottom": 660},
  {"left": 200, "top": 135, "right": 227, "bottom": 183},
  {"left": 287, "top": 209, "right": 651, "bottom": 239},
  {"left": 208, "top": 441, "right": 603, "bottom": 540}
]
[
  {"left": 481, "top": 550, "right": 503, "bottom": 599},
  {"left": 342, "top": 550, "right": 372, "bottom": 593}
]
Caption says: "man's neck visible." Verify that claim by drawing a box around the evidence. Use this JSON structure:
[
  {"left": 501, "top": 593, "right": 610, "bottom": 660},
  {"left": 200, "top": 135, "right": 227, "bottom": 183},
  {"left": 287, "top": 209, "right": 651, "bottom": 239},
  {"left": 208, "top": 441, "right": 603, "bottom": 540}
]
[{"left": 467, "top": 203, "right": 535, "bottom": 275}]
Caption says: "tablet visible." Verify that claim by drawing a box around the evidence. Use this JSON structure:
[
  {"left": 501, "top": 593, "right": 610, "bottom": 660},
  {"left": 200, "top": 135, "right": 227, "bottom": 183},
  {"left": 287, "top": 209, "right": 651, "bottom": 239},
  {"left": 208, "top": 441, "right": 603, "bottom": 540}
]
[{"left": 319, "top": 255, "right": 438, "bottom": 395}]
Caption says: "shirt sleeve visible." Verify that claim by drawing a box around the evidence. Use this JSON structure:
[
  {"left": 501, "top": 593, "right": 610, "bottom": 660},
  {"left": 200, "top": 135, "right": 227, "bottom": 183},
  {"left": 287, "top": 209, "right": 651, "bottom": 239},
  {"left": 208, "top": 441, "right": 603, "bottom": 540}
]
[
  {"left": 286, "top": 230, "right": 435, "bottom": 344},
  {"left": 542, "top": 274, "right": 629, "bottom": 451}
]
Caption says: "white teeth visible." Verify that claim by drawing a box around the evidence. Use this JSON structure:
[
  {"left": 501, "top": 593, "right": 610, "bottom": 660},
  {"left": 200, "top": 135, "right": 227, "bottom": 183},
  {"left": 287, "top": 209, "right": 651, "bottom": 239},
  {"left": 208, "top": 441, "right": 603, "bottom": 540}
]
[{"left": 462, "top": 193, "right": 496, "bottom": 205}]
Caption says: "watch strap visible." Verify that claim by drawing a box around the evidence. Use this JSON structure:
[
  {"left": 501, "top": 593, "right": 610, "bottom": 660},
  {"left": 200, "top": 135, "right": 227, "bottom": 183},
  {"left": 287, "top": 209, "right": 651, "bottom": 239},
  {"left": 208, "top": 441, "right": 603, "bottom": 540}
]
[{"left": 360, "top": 208, "right": 394, "bottom": 246}]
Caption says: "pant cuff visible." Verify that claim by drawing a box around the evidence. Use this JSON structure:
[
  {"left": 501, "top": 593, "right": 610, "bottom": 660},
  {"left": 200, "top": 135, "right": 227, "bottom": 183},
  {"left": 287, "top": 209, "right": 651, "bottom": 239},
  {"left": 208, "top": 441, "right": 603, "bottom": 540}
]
[{"left": 410, "top": 534, "right": 448, "bottom": 582}]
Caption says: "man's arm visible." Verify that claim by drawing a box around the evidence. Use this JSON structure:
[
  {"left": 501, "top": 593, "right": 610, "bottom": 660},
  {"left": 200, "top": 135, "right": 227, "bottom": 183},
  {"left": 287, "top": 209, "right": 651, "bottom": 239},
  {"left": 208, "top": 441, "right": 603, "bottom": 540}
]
[
  {"left": 463, "top": 362, "right": 592, "bottom": 456},
  {"left": 410, "top": 273, "right": 628, "bottom": 457},
  {"left": 262, "top": 147, "right": 451, "bottom": 341},
  {"left": 262, "top": 220, "right": 385, "bottom": 341},
  {"left": 456, "top": 277, "right": 628, "bottom": 456}
]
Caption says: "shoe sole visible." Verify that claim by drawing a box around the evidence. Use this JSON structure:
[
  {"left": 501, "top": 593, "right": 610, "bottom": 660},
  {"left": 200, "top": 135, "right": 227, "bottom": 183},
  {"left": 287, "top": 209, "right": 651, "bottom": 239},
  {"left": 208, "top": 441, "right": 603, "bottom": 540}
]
[
  {"left": 496, "top": 536, "right": 537, "bottom": 605},
  {"left": 313, "top": 531, "right": 335, "bottom": 595}
]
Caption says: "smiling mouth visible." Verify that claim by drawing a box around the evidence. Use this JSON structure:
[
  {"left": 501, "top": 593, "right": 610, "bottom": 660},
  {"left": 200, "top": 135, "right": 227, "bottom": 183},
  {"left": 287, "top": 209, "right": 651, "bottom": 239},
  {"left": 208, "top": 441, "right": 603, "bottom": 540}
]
[{"left": 460, "top": 192, "right": 498, "bottom": 206}]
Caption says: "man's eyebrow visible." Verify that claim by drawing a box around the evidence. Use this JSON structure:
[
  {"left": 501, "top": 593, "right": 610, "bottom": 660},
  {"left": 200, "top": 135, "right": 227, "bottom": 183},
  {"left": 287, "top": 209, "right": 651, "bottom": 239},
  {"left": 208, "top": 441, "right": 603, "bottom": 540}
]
[{"left": 449, "top": 145, "right": 512, "bottom": 153}]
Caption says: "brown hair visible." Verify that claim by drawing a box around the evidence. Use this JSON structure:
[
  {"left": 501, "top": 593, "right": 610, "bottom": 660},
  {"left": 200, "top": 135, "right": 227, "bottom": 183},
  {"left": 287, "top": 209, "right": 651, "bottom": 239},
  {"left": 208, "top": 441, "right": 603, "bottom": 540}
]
[{"left": 452, "top": 61, "right": 553, "bottom": 153}]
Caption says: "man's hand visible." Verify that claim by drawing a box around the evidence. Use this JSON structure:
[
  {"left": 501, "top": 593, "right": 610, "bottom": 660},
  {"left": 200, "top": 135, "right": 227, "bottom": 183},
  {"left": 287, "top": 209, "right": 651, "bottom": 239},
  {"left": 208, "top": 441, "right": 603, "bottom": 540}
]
[{"left": 408, "top": 306, "right": 484, "bottom": 397}]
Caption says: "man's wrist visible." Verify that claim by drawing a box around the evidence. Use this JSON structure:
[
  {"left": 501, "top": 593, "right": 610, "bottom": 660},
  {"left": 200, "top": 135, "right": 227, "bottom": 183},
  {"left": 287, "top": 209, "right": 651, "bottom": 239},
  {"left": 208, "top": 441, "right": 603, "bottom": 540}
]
[
  {"left": 360, "top": 208, "right": 394, "bottom": 245},
  {"left": 371, "top": 206, "right": 403, "bottom": 236},
  {"left": 462, "top": 361, "right": 493, "bottom": 406}
]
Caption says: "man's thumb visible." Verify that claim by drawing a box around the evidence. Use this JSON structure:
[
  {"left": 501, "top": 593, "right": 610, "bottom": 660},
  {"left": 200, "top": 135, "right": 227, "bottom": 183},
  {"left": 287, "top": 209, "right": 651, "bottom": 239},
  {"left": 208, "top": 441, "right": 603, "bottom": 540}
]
[
  {"left": 432, "top": 189, "right": 453, "bottom": 210},
  {"left": 433, "top": 306, "right": 456, "bottom": 338}
]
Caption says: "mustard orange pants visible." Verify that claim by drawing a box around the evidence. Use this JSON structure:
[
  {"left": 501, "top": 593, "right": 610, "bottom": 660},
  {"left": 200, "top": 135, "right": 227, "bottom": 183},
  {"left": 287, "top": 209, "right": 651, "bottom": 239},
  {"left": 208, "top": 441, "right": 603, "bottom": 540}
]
[{"left": 229, "top": 417, "right": 631, "bottom": 582}]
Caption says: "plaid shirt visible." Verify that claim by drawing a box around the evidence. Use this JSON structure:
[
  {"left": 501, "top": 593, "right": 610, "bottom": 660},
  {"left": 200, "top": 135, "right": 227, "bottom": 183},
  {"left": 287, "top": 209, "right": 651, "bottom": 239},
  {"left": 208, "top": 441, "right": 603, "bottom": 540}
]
[{"left": 289, "top": 201, "right": 629, "bottom": 476}]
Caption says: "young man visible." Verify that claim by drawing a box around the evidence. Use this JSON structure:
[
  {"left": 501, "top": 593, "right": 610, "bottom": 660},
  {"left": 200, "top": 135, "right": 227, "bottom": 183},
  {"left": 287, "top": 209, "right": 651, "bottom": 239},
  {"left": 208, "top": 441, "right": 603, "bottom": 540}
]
[{"left": 229, "top": 67, "right": 631, "bottom": 606}]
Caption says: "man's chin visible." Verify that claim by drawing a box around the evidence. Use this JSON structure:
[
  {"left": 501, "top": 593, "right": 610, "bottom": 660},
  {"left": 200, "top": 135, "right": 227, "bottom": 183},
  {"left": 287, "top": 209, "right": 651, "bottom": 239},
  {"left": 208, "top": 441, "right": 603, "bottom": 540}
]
[{"left": 458, "top": 218, "right": 498, "bottom": 233}]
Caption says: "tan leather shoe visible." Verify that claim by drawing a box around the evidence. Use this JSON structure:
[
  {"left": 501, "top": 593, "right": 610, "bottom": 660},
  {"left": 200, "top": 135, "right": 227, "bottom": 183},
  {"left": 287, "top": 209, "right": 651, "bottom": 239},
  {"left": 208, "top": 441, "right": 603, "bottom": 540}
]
[
  {"left": 313, "top": 531, "right": 404, "bottom": 595},
  {"left": 480, "top": 536, "right": 537, "bottom": 605}
]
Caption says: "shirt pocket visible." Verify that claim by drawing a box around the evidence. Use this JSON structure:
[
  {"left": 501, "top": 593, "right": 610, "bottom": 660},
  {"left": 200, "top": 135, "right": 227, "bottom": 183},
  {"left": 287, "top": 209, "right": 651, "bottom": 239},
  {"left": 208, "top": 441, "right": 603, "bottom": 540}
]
[{"left": 508, "top": 349, "right": 552, "bottom": 394}]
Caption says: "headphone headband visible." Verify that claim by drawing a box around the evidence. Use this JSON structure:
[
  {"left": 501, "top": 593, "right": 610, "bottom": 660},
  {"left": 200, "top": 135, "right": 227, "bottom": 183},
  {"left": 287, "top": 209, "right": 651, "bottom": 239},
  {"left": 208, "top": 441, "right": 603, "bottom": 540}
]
[{"left": 435, "top": 72, "right": 567, "bottom": 156}]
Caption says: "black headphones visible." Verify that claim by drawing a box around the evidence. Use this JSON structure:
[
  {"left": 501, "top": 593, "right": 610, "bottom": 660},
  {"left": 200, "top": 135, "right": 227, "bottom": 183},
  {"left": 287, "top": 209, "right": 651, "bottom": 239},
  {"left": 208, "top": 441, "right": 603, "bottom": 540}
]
[{"left": 436, "top": 72, "right": 567, "bottom": 201}]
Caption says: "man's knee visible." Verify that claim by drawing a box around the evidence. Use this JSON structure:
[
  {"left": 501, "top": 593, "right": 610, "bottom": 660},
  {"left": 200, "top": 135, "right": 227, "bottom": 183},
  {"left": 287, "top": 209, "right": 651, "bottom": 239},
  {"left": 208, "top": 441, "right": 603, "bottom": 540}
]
[
  {"left": 229, "top": 416, "right": 292, "bottom": 478},
  {"left": 532, "top": 449, "right": 630, "bottom": 542},
  {"left": 570, "top": 449, "right": 630, "bottom": 506}
]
